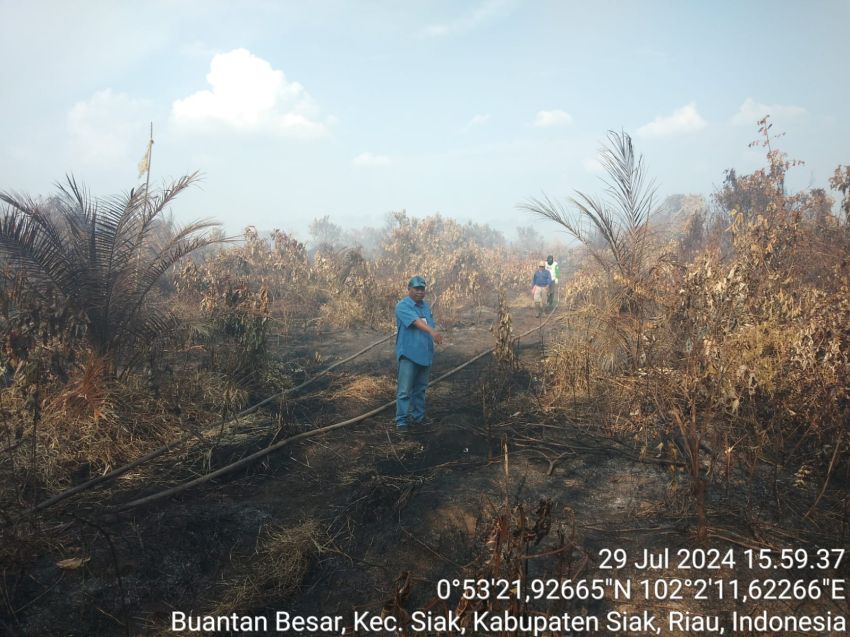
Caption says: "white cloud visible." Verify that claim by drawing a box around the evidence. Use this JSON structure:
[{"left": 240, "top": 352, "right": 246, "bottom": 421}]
[
  {"left": 582, "top": 157, "right": 604, "bottom": 174},
  {"left": 637, "top": 103, "right": 707, "bottom": 138},
  {"left": 420, "top": 0, "right": 516, "bottom": 38},
  {"left": 533, "top": 110, "right": 573, "bottom": 127},
  {"left": 731, "top": 97, "right": 806, "bottom": 126},
  {"left": 352, "top": 152, "right": 390, "bottom": 167},
  {"left": 67, "top": 89, "right": 151, "bottom": 165},
  {"left": 468, "top": 113, "right": 491, "bottom": 127},
  {"left": 172, "top": 48, "right": 328, "bottom": 138}
]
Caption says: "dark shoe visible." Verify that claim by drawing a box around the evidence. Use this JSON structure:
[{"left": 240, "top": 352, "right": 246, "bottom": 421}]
[{"left": 413, "top": 417, "right": 436, "bottom": 432}]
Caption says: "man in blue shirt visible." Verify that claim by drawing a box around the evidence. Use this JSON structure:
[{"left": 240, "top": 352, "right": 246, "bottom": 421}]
[
  {"left": 394, "top": 275, "right": 443, "bottom": 431},
  {"left": 531, "top": 261, "right": 551, "bottom": 318}
]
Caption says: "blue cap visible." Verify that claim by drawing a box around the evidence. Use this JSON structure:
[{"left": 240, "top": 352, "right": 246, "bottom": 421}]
[{"left": 408, "top": 275, "right": 427, "bottom": 288}]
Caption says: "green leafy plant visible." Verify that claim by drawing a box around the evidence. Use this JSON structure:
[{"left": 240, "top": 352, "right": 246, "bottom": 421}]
[
  {"left": 522, "top": 130, "right": 661, "bottom": 369},
  {"left": 0, "top": 174, "right": 219, "bottom": 372}
]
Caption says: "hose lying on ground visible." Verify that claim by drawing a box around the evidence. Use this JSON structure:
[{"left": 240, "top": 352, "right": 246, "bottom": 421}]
[
  {"left": 25, "top": 333, "right": 394, "bottom": 517},
  {"left": 113, "top": 308, "right": 558, "bottom": 512}
]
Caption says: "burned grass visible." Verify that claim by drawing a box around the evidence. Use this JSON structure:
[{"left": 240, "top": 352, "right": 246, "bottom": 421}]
[
  {"left": 3, "top": 125, "right": 850, "bottom": 634},
  {"left": 209, "top": 519, "right": 323, "bottom": 617}
]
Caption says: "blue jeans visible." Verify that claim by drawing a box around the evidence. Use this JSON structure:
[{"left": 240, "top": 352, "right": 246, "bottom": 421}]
[{"left": 395, "top": 356, "right": 431, "bottom": 426}]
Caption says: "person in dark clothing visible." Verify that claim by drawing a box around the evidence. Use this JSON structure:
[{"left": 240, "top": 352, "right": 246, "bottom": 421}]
[{"left": 531, "top": 261, "right": 551, "bottom": 317}]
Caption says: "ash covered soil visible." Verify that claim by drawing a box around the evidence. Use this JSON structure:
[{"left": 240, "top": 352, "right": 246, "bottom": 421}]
[{"left": 3, "top": 302, "right": 840, "bottom": 637}]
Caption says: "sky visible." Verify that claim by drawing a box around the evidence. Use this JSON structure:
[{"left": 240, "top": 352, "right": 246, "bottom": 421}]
[{"left": 1, "top": 0, "right": 848, "bottom": 240}]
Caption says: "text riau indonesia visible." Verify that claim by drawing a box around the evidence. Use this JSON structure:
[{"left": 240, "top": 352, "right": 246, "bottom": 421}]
[{"left": 172, "top": 610, "right": 644, "bottom": 634}]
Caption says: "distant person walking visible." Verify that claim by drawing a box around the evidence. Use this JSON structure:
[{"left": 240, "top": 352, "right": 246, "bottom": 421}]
[
  {"left": 545, "top": 255, "right": 560, "bottom": 310},
  {"left": 531, "top": 261, "right": 551, "bottom": 318},
  {"left": 394, "top": 276, "right": 443, "bottom": 432}
]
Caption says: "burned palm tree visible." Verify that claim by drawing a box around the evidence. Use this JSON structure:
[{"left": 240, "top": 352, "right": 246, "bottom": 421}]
[
  {"left": 521, "top": 130, "right": 659, "bottom": 368},
  {"left": 0, "top": 173, "right": 220, "bottom": 373}
]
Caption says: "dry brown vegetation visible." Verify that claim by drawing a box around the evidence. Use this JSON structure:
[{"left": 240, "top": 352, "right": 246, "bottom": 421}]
[
  {"left": 210, "top": 519, "right": 323, "bottom": 616},
  {"left": 1, "top": 120, "right": 848, "bottom": 635},
  {"left": 528, "top": 122, "right": 850, "bottom": 538},
  {"left": 0, "top": 201, "right": 532, "bottom": 500},
  {"left": 0, "top": 188, "right": 544, "bottom": 633}
]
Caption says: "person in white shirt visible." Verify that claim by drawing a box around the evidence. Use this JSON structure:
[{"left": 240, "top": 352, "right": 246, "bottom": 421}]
[{"left": 545, "top": 255, "right": 560, "bottom": 310}]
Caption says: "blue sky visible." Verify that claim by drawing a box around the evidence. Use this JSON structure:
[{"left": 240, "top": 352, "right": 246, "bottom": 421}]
[{"left": 1, "top": 0, "right": 848, "bottom": 239}]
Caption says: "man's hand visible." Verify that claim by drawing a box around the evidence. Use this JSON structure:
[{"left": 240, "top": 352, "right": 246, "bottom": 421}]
[{"left": 413, "top": 318, "right": 443, "bottom": 345}]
